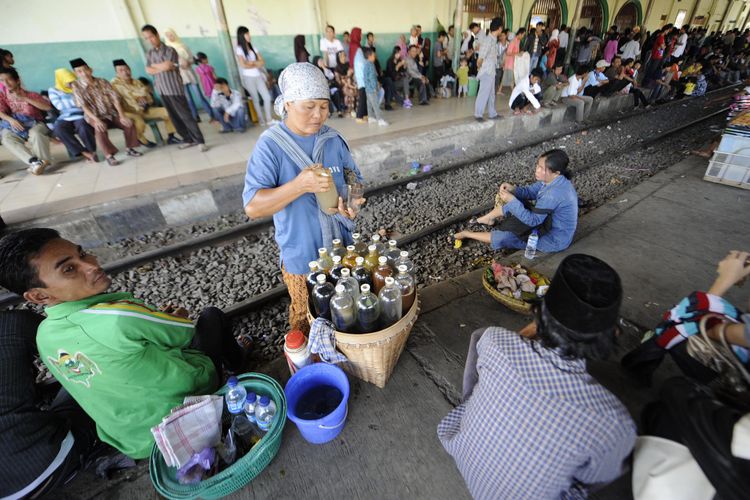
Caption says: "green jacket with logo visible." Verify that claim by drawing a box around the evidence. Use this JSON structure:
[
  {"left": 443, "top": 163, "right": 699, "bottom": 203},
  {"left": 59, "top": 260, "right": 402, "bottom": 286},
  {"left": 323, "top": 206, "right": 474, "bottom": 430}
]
[{"left": 37, "top": 292, "right": 217, "bottom": 458}]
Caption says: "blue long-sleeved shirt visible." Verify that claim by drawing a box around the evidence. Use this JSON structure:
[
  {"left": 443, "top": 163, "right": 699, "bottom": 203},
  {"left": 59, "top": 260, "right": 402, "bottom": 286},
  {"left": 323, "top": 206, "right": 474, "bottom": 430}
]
[
  {"left": 504, "top": 176, "right": 578, "bottom": 252},
  {"left": 364, "top": 60, "right": 378, "bottom": 92},
  {"left": 47, "top": 87, "right": 84, "bottom": 121}
]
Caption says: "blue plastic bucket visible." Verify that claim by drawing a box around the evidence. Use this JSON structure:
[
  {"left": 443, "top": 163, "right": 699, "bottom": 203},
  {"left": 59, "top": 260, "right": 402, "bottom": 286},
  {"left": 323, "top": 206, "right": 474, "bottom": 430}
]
[{"left": 284, "top": 363, "right": 350, "bottom": 444}]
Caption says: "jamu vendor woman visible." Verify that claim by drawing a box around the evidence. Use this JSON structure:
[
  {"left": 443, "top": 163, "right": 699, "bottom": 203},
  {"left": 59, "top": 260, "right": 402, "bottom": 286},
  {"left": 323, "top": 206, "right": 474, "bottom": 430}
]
[
  {"left": 243, "top": 63, "right": 364, "bottom": 333},
  {"left": 455, "top": 149, "right": 577, "bottom": 252}
]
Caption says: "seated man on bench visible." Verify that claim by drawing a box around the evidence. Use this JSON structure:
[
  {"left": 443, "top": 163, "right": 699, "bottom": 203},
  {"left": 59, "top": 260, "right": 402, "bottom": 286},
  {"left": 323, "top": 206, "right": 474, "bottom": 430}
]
[{"left": 0, "top": 228, "right": 247, "bottom": 459}]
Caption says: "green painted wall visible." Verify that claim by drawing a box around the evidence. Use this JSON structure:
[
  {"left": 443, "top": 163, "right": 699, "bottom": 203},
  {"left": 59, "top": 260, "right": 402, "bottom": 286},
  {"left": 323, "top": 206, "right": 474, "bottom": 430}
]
[{"left": 5, "top": 32, "right": 437, "bottom": 95}]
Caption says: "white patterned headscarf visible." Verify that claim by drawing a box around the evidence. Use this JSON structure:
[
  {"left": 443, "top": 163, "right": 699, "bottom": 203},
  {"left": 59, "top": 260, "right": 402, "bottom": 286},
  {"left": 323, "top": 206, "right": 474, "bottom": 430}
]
[{"left": 273, "top": 62, "right": 331, "bottom": 118}]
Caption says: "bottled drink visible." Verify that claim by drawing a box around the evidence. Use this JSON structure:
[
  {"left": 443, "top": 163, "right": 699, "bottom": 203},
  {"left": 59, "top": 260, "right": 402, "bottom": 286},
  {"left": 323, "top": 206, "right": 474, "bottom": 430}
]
[
  {"left": 357, "top": 284, "right": 381, "bottom": 333},
  {"left": 370, "top": 234, "right": 386, "bottom": 255},
  {"left": 336, "top": 268, "right": 360, "bottom": 304},
  {"left": 330, "top": 255, "right": 345, "bottom": 282},
  {"left": 343, "top": 245, "right": 359, "bottom": 269},
  {"left": 243, "top": 391, "right": 258, "bottom": 424},
  {"left": 364, "top": 244, "right": 380, "bottom": 272},
  {"left": 395, "top": 264, "right": 416, "bottom": 312},
  {"left": 525, "top": 230, "right": 539, "bottom": 260},
  {"left": 352, "top": 256, "right": 373, "bottom": 289},
  {"left": 230, "top": 412, "right": 258, "bottom": 454},
  {"left": 395, "top": 251, "right": 415, "bottom": 275},
  {"left": 312, "top": 274, "right": 335, "bottom": 320},
  {"left": 317, "top": 247, "right": 333, "bottom": 273},
  {"left": 378, "top": 277, "right": 403, "bottom": 328},
  {"left": 372, "top": 256, "right": 393, "bottom": 294},
  {"left": 331, "top": 239, "right": 347, "bottom": 260},
  {"left": 352, "top": 232, "right": 368, "bottom": 256},
  {"left": 314, "top": 167, "right": 339, "bottom": 214},
  {"left": 255, "top": 395, "right": 277, "bottom": 432},
  {"left": 330, "top": 285, "right": 357, "bottom": 332},
  {"left": 225, "top": 376, "right": 247, "bottom": 415},
  {"left": 306, "top": 261, "right": 321, "bottom": 294},
  {"left": 384, "top": 240, "right": 401, "bottom": 267},
  {"left": 283, "top": 331, "right": 311, "bottom": 374}
]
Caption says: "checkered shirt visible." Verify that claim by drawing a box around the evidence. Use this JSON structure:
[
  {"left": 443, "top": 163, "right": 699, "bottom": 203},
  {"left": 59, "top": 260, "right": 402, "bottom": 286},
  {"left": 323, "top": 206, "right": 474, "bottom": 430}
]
[{"left": 437, "top": 327, "right": 636, "bottom": 500}]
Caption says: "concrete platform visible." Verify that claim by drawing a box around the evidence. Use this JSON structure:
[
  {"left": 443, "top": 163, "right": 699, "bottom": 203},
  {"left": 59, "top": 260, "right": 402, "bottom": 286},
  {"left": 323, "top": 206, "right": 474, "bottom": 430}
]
[
  {"left": 0, "top": 89, "right": 648, "bottom": 241},
  {"left": 58, "top": 154, "right": 749, "bottom": 499}
]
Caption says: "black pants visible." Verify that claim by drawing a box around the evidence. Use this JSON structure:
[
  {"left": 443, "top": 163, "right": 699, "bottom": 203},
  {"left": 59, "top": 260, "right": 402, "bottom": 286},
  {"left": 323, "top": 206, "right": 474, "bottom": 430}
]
[
  {"left": 191, "top": 307, "right": 244, "bottom": 380},
  {"left": 432, "top": 64, "right": 445, "bottom": 90},
  {"left": 356, "top": 88, "right": 367, "bottom": 118},
  {"left": 642, "top": 377, "right": 750, "bottom": 500},
  {"left": 53, "top": 119, "right": 96, "bottom": 158},
  {"left": 382, "top": 76, "right": 401, "bottom": 105},
  {"left": 162, "top": 94, "right": 205, "bottom": 145},
  {"left": 511, "top": 92, "right": 542, "bottom": 110},
  {"left": 630, "top": 87, "right": 649, "bottom": 107},
  {"left": 600, "top": 79, "right": 629, "bottom": 97}
]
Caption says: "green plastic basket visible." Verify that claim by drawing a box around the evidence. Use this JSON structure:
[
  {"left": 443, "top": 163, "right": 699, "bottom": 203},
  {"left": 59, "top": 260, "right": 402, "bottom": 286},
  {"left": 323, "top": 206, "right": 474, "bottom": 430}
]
[{"left": 149, "top": 372, "right": 287, "bottom": 499}]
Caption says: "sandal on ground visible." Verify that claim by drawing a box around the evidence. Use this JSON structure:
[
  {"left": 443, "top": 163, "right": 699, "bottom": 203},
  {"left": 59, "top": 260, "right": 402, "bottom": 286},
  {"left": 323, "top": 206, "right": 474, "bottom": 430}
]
[
  {"left": 126, "top": 149, "right": 142, "bottom": 157},
  {"left": 106, "top": 156, "right": 120, "bottom": 166},
  {"left": 178, "top": 142, "right": 197, "bottom": 150}
]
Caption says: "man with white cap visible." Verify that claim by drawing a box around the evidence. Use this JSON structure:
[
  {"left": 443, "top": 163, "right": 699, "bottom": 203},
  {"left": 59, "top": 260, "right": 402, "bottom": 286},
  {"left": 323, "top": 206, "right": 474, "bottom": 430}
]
[
  {"left": 438, "top": 254, "right": 636, "bottom": 499},
  {"left": 243, "top": 63, "right": 365, "bottom": 333},
  {"left": 583, "top": 59, "right": 611, "bottom": 97}
]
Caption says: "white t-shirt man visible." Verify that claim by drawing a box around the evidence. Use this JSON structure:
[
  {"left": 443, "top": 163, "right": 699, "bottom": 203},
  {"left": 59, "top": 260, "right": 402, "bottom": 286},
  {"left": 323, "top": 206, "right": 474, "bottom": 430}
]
[
  {"left": 320, "top": 37, "right": 344, "bottom": 68},
  {"left": 562, "top": 74, "right": 583, "bottom": 98},
  {"left": 559, "top": 30, "right": 569, "bottom": 49},
  {"left": 672, "top": 32, "right": 688, "bottom": 58}
]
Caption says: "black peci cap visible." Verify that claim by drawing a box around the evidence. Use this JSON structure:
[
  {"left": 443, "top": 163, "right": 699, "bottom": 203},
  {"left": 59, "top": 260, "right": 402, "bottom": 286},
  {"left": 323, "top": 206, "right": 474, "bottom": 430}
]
[
  {"left": 112, "top": 59, "right": 128, "bottom": 67},
  {"left": 69, "top": 58, "right": 87, "bottom": 69},
  {"left": 544, "top": 254, "right": 622, "bottom": 334}
]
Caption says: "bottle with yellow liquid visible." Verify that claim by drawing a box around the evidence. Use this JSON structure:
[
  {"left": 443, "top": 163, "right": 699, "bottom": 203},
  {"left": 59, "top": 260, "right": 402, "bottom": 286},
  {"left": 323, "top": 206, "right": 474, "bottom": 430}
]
[
  {"left": 343, "top": 245, "right": 359, "bottom": 268},
  {"left": 364, "top": 244, "right": 380, "bottom": 272},
  {"left": 313, "top": 166, "right": 339, "bottom": 215}
]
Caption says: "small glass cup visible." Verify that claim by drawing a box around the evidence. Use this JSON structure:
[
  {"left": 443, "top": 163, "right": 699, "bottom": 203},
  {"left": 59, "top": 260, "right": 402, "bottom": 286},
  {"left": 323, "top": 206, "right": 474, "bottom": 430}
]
[{"left": 347, "top": 182, "right": 365, "bottom": 216}]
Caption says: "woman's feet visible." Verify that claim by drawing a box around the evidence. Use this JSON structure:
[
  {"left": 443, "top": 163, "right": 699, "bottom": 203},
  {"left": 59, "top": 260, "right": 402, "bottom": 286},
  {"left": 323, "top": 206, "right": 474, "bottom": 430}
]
[
  {"left": 82, "top": 151, "right": 98, "bottom": 163},
  {"left": 476, "top": 214, "right": 496, "bottom": 226},
  {"left": 105, "top": 155, "right": 120, "bottom": 166}
]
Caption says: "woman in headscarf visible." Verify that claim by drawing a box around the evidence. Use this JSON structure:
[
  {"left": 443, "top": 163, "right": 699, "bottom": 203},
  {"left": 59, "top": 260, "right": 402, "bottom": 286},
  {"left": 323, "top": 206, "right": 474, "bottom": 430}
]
[
  {"left": 164, "top": 28, "right": 212, "bottom": 122},
  {"left": 397, "top": 34, "right": 408, "bottom": 59},
  {"left": 349, "top": 28, "right": 368, "bottom": 122},
  {"left": 242, "top": 63, "right": 365, "bottom": 333},
  {"left": 294, "top": 35, "right": 310, "bottom": 63},
  {"left": 47, "top": 68, "right": 97, "bottom": 162},
  {"left": 546, "top": 29, "right": 559, "bottom": 70},
  {"left": 236, "top": 26, "right": 275, "bottom": 126},
  {"left": 334, "top": 51, "right": 357, "bottom": 113}
]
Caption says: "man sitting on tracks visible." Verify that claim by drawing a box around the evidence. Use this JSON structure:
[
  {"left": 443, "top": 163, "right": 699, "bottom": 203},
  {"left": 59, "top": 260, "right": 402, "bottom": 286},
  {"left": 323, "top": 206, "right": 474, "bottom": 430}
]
[
  {"left": 0, "top": 228, "right": 247, "bottom": 459},
  {"left": 438, "top": 254, "right": 636, "bottom": 498}
]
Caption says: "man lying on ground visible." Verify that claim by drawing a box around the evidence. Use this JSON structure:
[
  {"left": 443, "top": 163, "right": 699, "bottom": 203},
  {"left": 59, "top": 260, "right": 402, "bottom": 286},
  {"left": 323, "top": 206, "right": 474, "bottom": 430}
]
[{"left": 0, "top": 228, "right": 248, "bottom": 459}]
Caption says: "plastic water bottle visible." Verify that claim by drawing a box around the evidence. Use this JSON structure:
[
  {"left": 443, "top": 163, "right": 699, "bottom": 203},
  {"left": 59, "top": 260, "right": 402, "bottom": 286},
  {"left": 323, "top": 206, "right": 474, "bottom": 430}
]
[
  {"left": 525, "top": 230, "right": 539, "bottom": 260},
  {"left": 395, "top": 251, "right": 415, "bottom": 274},
  {"left": 331, "top": 285, "right": 357, "bottom": 332},
  {"left": 378, "top": 277, "right": 403, "bottom": 327},
  {"left": 243, "top": 391, "right": 258, "bottom": 424},
  {"left": 225, "top": 376, "right": 247, "bottom": 415},
  {"left": 255, "top": 395, "right": 277, "bottom": 432}
]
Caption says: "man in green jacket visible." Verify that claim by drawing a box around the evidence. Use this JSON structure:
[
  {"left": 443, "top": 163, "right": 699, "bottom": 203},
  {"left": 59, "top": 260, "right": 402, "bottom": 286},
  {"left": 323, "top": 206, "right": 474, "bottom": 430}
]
[{"left": 0, "top": 228, "right": 246, "bottom": 459}]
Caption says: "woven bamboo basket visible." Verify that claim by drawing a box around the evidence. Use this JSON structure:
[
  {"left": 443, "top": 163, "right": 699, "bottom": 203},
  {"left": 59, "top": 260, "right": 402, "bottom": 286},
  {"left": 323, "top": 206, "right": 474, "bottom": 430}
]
[
  {"left": 482, "top": 265, "right": 548, "bottom": 316},
  {"left": 307, "top": 294, "right": 419, "bottom": 388}
]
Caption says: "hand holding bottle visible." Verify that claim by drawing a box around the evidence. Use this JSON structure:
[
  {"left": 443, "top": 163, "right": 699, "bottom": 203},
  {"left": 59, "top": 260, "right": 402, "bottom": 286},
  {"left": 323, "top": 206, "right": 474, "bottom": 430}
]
[{"left": 295, "top": 165, "right": 332, "bottom": 194}]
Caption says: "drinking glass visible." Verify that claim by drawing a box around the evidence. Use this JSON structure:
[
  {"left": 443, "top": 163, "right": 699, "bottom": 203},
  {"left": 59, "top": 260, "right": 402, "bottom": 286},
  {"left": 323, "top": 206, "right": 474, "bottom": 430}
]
[{"left": 347, "top": 182, "right": 365, "bottom": 216}]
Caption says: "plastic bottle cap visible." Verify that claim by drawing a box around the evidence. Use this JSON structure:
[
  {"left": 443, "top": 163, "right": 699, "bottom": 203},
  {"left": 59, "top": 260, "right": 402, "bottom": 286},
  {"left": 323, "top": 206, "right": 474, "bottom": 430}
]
[
  {"left": 346, "top": 245, "right": 356, "bottom": 251},
  {"left": 378, "top": 256, "right": 388, "bottom": 264},
  {"left": 309, "top": 261, "right": 319, "bottom": 270},
  {"left": 356, "top": 256, "right": 364, "bottom": 264},
  {"left": 400, "top": 251, "right": 409, "bottom": 257},
  {"left": 316, "top": 274, "right": 327, "bottom": 284},
  {"left": 285, "top": 330, "right": 306, "bottom": 349},
  {"left": 352, "top": 232, "right": 361, "bottom": 239},
  {"left": 372, "top": 234, "right": 380, "bottom": 241},
  {"left": 259, "top": 396, "right": 270, "bottom": 406},
  {"left": 227, "top": 376, "right": 238, "bottom": 387},
  {"left": 335, "top": 284, "right": 346, "bottom": 293},
  {"left": 368, "top": 244, "right": 376, "bottom": 252},
  {"left": 389, "top": 240, "right": 397, "bottom": 246},
  {"left": 333, "top": 255, "right": 342, "bottom": 263},
  {"left": 398, "top": 265, "right": 408, "bottom": 272},
  {"left": 340, "top": 268, "right": 351, "bottom": 277},
  {"left": 332, "top": 239, "right": 341, "bottom": 245},
  {"left": 318, "top": 248, "right": 327, "bottom": 255},
  {"left": 361, "top": 284, "right": 370, "bottom": 293},
  {"left": 385, "top": 276, "right": 395, "bottom": 285},
  {"left": 247, "top": 392, "right": 256, "bottom": 401}
]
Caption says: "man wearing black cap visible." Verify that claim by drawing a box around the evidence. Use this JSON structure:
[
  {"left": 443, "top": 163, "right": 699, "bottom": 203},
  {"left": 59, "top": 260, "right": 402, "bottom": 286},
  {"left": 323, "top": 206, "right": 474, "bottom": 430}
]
[
  {"left": 69, "top": 58, "right": 141, "bottom": 166},
  {"left": 438, "top": 254, "right": 636, "bottom": 499},
  {"left": 111, "top": 59, "right": 179, "bottom": 147},
  {"left": 141, "top": 25, "right": 207, "bottom": 152}
]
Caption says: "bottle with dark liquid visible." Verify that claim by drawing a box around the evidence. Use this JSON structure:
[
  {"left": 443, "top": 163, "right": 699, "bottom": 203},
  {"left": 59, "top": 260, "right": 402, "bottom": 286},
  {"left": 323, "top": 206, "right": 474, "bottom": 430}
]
[
  {"left": 330, "top": 285, "right": 356, "bottom": 332},
  {"left": 372, "top": 256, "right": 393, "bottom": 294},
  {"left": 317, "top": 248, "right": 333, "bottom": 273},
  {"left": 364, "top": 244, "right": 380, "bottom": 273},
  {"left": 306, "top": 261, "right": 322, "bottom": 294},
  {"left": 352, "top": 256, "right": 372, "bottom": 290},
  {"left": 312, "top": 274, "right": 335, "bottom": 320},
  {"left": 395, "top": 264, "right": 416, "bottom": 313},
  {"left": 352, "top": 233, "right": 368, "bottom": 256},
  {"left": 331, "top": 239, "right": 347, "bottom": 260},
  {"left": 330, "top": 255, "right": 345, "bottom": 283},
  {"left": 342, "top": 245, "right": 359, "bottom": 269},
  {"left": 370, "top": 234, "right": 386, "bottom": 255},
  {"left": 356, "top": 284, "right": 380, "bottom": 333},
  {"left": 378, "top": 277, "right": 402, "bottom": 328},
  {"left": 384, "top": 240, "right": 401, "bottom": 267}
]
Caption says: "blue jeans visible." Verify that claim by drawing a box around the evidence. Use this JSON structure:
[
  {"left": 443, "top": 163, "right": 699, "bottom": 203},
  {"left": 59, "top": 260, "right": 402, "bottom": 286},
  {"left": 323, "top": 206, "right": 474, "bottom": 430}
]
[
  {"left": 530, "top": 54, "right": 540, "bottom": 72},
  {"left": 212, "top": 106, "right": 247, "bottom": 131},
  {"left": 184, "top": 83, "right": 212, "bottom": 119}
]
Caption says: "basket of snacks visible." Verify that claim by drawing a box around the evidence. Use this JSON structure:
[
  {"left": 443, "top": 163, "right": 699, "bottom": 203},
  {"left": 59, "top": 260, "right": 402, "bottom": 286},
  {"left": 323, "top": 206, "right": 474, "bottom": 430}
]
[{"left": 482, "top": 261, "right": 551, "bottom": 315}]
